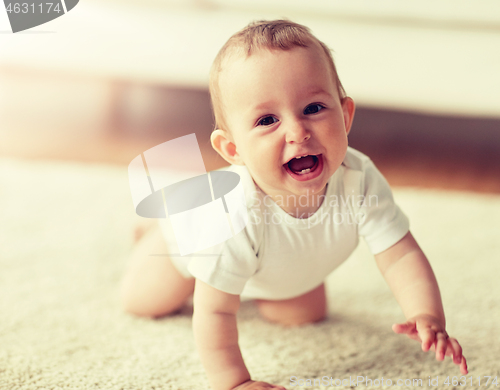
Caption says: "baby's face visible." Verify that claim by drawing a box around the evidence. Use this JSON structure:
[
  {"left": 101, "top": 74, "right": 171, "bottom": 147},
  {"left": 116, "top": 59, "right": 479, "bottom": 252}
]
[{"left": 218, "top": 44, "right": 353, "bottom": 205}]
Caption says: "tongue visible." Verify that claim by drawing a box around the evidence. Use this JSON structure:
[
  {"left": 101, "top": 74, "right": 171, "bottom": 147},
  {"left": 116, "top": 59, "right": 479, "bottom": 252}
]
[{"left": 288, "top": 155, "right": 315, "bottom": 173}]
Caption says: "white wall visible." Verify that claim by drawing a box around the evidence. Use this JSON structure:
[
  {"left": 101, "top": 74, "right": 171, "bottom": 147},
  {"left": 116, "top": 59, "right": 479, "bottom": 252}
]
[{"left": 1, "top": 0, "right": 499, "bottom": 118}]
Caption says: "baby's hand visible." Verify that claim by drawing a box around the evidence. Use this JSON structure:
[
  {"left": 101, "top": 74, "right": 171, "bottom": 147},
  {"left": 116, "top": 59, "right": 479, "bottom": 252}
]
[
  {"left": 392, "top": 314, "right": 468, "bottom": 375},
  {"left": 232, "top": 380, "right": 287, "bottom": 390}
]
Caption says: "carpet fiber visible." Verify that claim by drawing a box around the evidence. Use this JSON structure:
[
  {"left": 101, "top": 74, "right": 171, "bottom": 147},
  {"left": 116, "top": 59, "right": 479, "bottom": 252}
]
[{"left": 1, "top": 158, "right": 499, "bottom": 389}]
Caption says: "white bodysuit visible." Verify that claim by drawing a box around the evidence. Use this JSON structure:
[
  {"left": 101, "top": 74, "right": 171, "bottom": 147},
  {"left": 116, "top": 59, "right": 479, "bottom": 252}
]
[{"left": 159, "top": 147, "right": 409, "bottom": 300}]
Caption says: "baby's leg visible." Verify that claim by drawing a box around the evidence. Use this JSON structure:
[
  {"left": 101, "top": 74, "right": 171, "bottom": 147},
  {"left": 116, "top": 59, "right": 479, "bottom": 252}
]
[
  {"left": 255, "top": 284, "right": 327, "bottom": 326},
  {"left": 119, "top": 223, "right": 194, "bottom": 318}
]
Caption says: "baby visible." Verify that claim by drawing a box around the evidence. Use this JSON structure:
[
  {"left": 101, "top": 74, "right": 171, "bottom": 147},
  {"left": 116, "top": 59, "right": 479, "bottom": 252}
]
[{"left": 120, "top": 20, "right": 468, "bottom": 390}]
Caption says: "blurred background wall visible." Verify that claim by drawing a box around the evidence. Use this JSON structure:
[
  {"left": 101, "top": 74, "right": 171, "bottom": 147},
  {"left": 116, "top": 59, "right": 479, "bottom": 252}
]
[{"left": 1, "top": 0, "right": 499, "bottom": 192}]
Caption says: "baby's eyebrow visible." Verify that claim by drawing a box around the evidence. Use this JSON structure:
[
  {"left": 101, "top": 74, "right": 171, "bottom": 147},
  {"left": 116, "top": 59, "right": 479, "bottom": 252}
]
[
  {"left": 305, "top": 88, "right": 331, "bottom": 99},
  {"left": 250, "top": 100, "right": 275, "bottom": 112}
]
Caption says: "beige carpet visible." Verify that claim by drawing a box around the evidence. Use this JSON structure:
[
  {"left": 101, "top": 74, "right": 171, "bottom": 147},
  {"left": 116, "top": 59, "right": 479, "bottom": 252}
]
[{"left": 1, "top": 158, "right": 499, "bottom": 390}]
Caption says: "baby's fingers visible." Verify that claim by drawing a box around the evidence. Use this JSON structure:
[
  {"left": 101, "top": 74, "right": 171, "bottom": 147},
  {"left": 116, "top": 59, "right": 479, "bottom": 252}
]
[
  {"left": 419, "top": 328, "right": 436, "bottom": 352},
  {"left": 435, "top": 332, "right": 448, "bottom": 361},
  {"left": 460, "top": 356, "right": 468, "bottom": 375},
  {"left": 439, "top": 338, "right": 467, "bottom": 375},
  {"left": 447, "top": 338, "right": 464, "bottom": 366},
  {"left": 392, "top": 321, "right": 416, "bottom": 335}
]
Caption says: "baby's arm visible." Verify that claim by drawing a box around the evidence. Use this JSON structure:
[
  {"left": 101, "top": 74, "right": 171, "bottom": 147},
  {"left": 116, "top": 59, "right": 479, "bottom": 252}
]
[
  {"left": 375, "top": 231, "right": 468, "bottom": 374},
  {"left": 192, "top": 279, "right": 286, "bottom": 390}
]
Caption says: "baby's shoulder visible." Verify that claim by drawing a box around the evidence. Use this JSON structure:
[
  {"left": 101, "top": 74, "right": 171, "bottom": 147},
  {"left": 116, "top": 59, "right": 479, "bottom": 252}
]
[
  {"left": 342, "top": 147, "right": 374, "bottom": 173},
  {"left": 336, "top": 147, "right": 386, "bottom": 201}
]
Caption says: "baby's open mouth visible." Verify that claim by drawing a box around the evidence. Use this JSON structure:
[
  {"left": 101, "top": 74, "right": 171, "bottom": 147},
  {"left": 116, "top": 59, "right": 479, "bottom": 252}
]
[
  {"left": 285, "top": 155, "right": 319, "bottom": 175},
  {"left": 283, "top": 154, "right": 323, "bottom": 182}
]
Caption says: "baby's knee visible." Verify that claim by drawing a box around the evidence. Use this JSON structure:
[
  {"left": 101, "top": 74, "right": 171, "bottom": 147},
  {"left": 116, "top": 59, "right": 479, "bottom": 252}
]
[
  {"left": 118, "top": 277, "right": 184, "bottom": 319},
  {"left": 256, "top": 299, "right": 327, "bottom": 327},
  {"left": 255, "top": 284, "right": 327, "bottom": 326},
  {"left": 119, "top": 285, "right": 181, "bottom": 319}
]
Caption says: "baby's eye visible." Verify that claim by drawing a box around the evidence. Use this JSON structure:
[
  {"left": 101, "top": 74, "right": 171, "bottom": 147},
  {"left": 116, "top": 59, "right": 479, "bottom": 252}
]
[
  {"left": 258, "top": 116, "right": 278, "bottom": 126},
  {"left": 304, "top": 104, "right": 324, "bottom": 115}
]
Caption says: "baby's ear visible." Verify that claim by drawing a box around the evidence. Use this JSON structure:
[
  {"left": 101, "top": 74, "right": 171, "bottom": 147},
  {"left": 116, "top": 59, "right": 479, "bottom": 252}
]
[
  {"left": 341, "top": 97, "right": 356, "bottom": 136},
  {"left": 210, "top": 129, "right": 244, "bottom": 166}
]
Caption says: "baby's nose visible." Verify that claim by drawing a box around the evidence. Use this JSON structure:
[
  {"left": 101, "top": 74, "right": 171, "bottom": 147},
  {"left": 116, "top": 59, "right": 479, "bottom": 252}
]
[{"left": 285, "top": 121, "right": 311, "bottom": 143}]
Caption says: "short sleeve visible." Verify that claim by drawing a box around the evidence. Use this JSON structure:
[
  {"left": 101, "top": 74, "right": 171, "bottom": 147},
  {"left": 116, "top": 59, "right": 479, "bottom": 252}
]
[
  {"left": 187, "top": 165, "right": 264, "bottom": 295},
  {"left": 158, "top": 193, "right": 262, "bottom": 293},
  {"left": 357, "top": 159, "right": 410, "bottom": 254},
  {"left": 157, "top": 164, "right": 262, "bottom": 295},
  {"left": 187, "top": 223, "right": 260, "bottom": 295}
]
